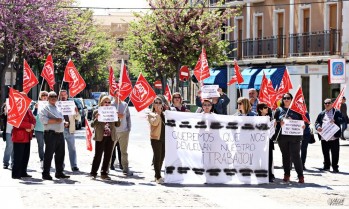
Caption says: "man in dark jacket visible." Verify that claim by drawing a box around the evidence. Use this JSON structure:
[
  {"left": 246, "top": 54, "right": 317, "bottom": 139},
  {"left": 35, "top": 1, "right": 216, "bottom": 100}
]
[
  {"left": 212, "top": 88, "right": 230, "bottom": 115},
  {"left": 315, "top": 98, "right": 343, "bottom": 173}
]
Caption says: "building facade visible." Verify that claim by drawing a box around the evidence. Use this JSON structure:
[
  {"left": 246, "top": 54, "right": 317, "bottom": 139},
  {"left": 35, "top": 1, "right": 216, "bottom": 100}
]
[{"left": 213, "top": 0, "right": 349, "bottom": 123}]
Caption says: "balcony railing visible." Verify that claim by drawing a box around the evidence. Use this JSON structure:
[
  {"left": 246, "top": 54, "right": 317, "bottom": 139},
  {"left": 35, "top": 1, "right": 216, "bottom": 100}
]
[
  {"left": 227, "top": 35, "right": 286, "bottom": 59},
  {"left": 289, "top": 29, "right": 341, "bottom": 56},
  {"left": 210, "top": 0, "right": 243, "bottom": 5}
]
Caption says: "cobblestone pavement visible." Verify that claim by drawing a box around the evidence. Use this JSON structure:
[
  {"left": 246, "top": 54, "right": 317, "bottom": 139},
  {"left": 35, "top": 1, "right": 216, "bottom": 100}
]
[{"left": 0, "top": 107, "right": 349, "bottom": 208}]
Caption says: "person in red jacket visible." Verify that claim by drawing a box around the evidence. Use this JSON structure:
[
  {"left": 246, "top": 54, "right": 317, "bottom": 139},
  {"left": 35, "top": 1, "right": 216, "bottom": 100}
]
[{"left": 12, "top": 97, "right": 36, "bottom": 179}]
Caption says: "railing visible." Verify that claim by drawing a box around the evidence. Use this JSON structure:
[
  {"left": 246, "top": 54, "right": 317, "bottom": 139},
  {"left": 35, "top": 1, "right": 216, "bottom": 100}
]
[
  {"left": 210, "top": 0, "right": 243, "bottom": 5},
  {"left": 289, "top": 29, "right": 341, "bottom": 56},
  {"left": 227, "top": 35, "right": 286, "bottom": 59}
]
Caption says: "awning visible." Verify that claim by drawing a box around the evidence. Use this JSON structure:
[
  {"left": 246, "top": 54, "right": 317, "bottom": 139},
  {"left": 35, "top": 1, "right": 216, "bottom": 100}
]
[
  {"left": 203, "top": 67, "right": 227, "bottom": 89},
  {"left": 236, "top": 68, "right": 263, "bottom": 89},
  {"left": 254, "top": 66, "right": 286, "bottom": 90}
]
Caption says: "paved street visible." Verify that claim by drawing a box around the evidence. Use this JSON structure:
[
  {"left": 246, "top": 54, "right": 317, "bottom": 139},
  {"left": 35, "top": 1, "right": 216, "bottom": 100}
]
[{"left": 0, "top": 107, "right": 349, "bottom": 208}]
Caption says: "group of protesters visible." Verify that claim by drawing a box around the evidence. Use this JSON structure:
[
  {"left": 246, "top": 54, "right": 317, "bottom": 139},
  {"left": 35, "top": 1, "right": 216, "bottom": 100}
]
[{"left": 1, "top": 86, "right": 348, "bottom": 184}]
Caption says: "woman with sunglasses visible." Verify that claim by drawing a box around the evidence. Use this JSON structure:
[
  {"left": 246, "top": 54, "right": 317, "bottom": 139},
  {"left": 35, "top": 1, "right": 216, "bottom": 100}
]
[
  {"left": 33, "top": 91, "right": 49, "bottom": 168},
  {"left": 257, "top": 102, "right": 275, "bottom": 182},
  {"left": 90, "top": 96, "right": 119, "bottom": 180},
  {"left": 148, "top": 97, "right": 166, "bottom": 184},
  {"left": 171, "top": 92, "right": 190, "bottom": 112},
  {"left": 237, "top": 97, "right": 257, "bottom": 116},
  {"left": 274, "top": 93, "right": 304, "bottom": 183}
]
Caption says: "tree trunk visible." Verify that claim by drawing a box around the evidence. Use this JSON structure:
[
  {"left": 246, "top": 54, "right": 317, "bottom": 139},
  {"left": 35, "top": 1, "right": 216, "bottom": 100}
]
[{"left": 175, "top": 62, "right": 181, "bottom": 92}]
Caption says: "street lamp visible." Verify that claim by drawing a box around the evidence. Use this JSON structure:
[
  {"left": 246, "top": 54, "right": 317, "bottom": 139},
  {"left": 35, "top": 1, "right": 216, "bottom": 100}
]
[{"left": 10, "top": 54, "right": 16, "bottom": 87}]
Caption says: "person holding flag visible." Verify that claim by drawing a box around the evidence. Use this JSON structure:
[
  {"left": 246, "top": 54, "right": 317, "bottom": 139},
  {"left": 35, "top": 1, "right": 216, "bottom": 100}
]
[
  {"left": 273, "top": 93, "right": 304, "bottom": 183},
  {"left": 315, "top": 98, "right": 344, "bottom": 173},
  {"left": 11, "top": 92, "right": 36, "bottom": 179}
]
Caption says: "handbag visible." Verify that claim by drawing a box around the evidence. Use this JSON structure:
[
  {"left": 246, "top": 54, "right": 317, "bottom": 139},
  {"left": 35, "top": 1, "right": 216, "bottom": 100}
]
[{"left": 309, "top": 128, "right": 316, "bottom": 144}]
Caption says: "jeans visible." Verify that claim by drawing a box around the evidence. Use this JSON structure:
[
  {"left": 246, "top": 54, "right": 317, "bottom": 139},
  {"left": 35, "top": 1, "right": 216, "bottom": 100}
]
[
  {"left": 115, "top": 131, "right": 130, "bottom": 173},
  {"left": 3, "top": 133, "right": 14, "bottom": 166},
  {"left": 151, "top": 139, "right": 165, "bottom": 179},
  {"left": 342, "top": 122, "right": 347, "bottom": 138},
  {"left": 63, "top": 128, "right": 78, "bottom": 168},
  {"left": 278, "top": 135, "right": 303, "bottom": 177},
  {"left": 301, "top": 135, "right": 310, "bottom": 166},
  {"left": 35, "top": 131, "right": 45, "bottom": 161}
]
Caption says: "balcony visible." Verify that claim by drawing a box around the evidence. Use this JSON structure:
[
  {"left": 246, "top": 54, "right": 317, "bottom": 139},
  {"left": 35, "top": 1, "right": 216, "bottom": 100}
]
[
  {"left": 209, "top": 0, "right": 244, "bottom": 5},
  {"left": 289, "top": 29, "right": 341, "bottom": 56},
  {"left": 227, "top": 35, "right": 286, "bottom": 59}
]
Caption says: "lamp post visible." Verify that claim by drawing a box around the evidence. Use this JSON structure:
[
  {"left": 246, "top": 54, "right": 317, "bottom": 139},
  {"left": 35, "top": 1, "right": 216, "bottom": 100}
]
[{"left": 10, "top": 54, "right": 16, "bottom": 87}]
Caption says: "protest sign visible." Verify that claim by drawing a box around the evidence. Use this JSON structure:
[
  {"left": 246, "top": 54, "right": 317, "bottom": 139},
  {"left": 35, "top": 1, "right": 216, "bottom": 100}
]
[
  {"left": 318, "top": 122, "right": 340, "bottom": 141},
  {"left": 97, "top": 106, "right": 118, "bottom": 122},
  {"left": 201, "top": 85, "right": 220, "bottom": 99},
  {"left": 56, "top": 101, "right": 76, "bottom": 115},
  {"left": 164, "top": 111, "right": 270, "bottom": 184},
  {"left": 281, "top": 119, "right": 303, "bottom": 136}
]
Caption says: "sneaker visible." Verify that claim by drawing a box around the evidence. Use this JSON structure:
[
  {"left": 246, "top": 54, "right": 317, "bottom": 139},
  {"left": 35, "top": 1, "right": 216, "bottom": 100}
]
[
  {"left": 72, "top": 167, "right": 79, "bottom": 172},
  {"left": 101, "top": 174, "right": 111, "bottom": 180},
  {"left": 156, "top": 177, "right": 164, "bottom": 184},
  {"left": 283, "top": 175, "right": 290, "bottom": 182},
  {"left": 298, "top": 176, "right": 305, "bottom": 183}
]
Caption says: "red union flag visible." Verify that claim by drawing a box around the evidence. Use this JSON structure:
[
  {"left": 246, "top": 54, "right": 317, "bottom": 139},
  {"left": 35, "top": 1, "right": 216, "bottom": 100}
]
[
  {"left": 234, "top": 61, "right": 244, "bottom": 84},
  {"left": 289, "top": 86, "right": 310, "bottom": 123},
  {"left": 8, "top": 88, "right": 32, "bottom": 128},
  {"left": 275, "top": 69, "right": 293, "bottom": 103},
  {"left": 267, "top": 79, "right": 278, "bottom": 109},
  {"left": 23, "top": 59, "right": 39, "bottom": 93},
  {"left": 193, "top": 47, "right": 210, "bottom": 82},
  {"left": 85, "top": 118, "right": 93, "bottom": 151},
  {"left": 332, "top": 85, "right": 346, "bottom": 110},
  {"left": 258, "top": 73, "right": 271, "bottom": 107},
  {"left": 130, "top": 73, "right": 156, "bottom": 112},
  {"left": 63, "top": 60, "right": 86, "bottom": 97},
  {"left": 227, "top": 76, "right": 238, "bottom": 86},
  {"left": 109, "top": 66, "right": 118, "bottom": 97},
  {"left": 164, "top": 84, "right": 172, "bottom": 102},
  {"left": 118, "top": 60, "right": 133, "bottom": 101},
  {"left": 41, "top": 54, "right": 55, "bottom": 90}
]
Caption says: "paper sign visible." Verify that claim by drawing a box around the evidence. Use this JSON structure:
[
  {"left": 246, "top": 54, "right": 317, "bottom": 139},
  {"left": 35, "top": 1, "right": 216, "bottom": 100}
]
[
  {"left": 318, "top": 122, "right": 340, "bottom": 141},
  {"left": 98, "top": 106, "right": 118, "bottom": 122},
  {"left": 37, "top": 101, "right": 49, "bottom": 113},
  {"left": 56, "top": 101, "right": 76, "bottom": 115},
  {"left": 201, "top": 85, "right": 220, "bottom": 99},
  {"left": 281, "top": 119, "right": 303, "bottom": 136}
]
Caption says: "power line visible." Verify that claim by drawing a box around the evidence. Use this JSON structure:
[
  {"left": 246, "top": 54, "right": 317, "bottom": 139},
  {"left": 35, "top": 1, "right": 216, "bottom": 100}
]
[{"left": 0, "top": 0, "right": 348, "bottom": 10}]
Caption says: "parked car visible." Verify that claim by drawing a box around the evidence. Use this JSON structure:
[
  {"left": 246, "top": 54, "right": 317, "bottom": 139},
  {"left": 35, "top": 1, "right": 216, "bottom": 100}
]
[
  {"left": 83, "top": 99, "right": 97, "bottom": 120},
  {"left": 68, "top": 98, "right": 87, "bottom": 130}
]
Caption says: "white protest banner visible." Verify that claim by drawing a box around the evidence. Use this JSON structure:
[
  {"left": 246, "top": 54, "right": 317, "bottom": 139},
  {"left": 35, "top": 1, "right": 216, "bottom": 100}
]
[
  {"left": 98, "top": 106, "right": 118, "bottom": 122},
  {"left": 269, "top": 119, "right": 276, "bottom": 138},
  {"left": 318, "top": 122, "right": 340, "bottom": 141},
  {"left": 56, "top": 101, "right": 76, "bottom": 115},
  {"left": 201, "top": 85, "right": 220, "bottom": 99},
  {"left": 165, "top": 111, "right": 270, "bottom": 184},
  {"left": 37, "top": 101, "right": 49, "bottom": 113},
  {"left": 281, "top": 119, "right": 303, "bottom": 136}
]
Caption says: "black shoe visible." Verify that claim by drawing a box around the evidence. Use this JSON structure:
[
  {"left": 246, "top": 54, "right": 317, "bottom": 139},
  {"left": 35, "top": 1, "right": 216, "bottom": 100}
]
[
  {"left": 110, "top": 165, "right": 115, "bottom": 170},
  {"left": 3, "top": 165, "right": 8, "bottom": 169},
  {"left": 21, "top": 174, "right": 32, "bottom": 178},
  {"left": 72, "top": 167, "right": 79, "bottom": 172},
  {"left": 42, "top": 175, "right": 53, "bottom": 180},
  {"left": 333, "top": 168, "right": 339, "bottom": 173},
  {"left": 12, "top": 176, "right": 21, "bottom": 179},
  {"left": 55, "top": 173, "right": 70, "bottom": 179},
  {"left": 321, "top": 167, "right": 330, "bottom": 171}
]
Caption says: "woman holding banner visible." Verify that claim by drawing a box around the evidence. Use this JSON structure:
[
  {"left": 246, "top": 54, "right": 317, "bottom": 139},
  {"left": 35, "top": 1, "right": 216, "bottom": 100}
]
[
  {"left": 90, "top": 96, "right": 118, "bottom": 180},
  {"left": 148, "top": 97, "right": 166, "bottom": 184},
  {"left": 274, "top": 93, "right": 304, "bottom": 183},
  {"left": 237, "top": 97, "right": 257, "bottom": 116},
  {"left": 257, "top": 102, "right": 275, "bottom": 182}
]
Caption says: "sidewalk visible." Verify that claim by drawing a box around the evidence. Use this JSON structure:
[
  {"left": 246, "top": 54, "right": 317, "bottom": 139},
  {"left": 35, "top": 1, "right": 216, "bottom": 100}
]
[{"left": 0, "top": 108, "right": 348, "bottom": 208}]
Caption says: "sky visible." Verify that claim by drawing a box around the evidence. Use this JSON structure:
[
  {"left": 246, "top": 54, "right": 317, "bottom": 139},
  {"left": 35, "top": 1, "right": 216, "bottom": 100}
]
[{"left": 76, "top": 0, "right": 150, "bottom": 15}]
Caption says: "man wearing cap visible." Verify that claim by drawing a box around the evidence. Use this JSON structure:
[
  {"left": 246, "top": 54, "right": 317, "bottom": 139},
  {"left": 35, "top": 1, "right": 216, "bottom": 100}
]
[
  {"left": 39, "top": 91, "right": 70, "bottom": 180},
  {"left": 340, "top": 96, "right": 347, "bottom": 140}
]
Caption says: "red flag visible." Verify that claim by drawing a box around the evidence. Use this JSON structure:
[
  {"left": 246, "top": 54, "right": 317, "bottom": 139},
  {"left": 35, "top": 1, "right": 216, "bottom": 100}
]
[
  {"left": 227, "top": 76, "right": 238, "bottom": 86},
  {"left": 23, "top": 59, "right": 39, "bottom": 93},
  {"left": 266, "top": 79, "right": 278, "bottom": 109},
  {"left": 274, "top": 69, "right": 293, "bottom": 104},
  {"left": 193, "top": 47, "right": 210, "bottom": 82},
  {"left": 130, "top": 73, "right": 157, "bottom": 112},
  {"left": 234, "top": 61, "right": 244, "bottom": 84},
  {"left": 108, "top": 66, "right": 118, "bottom": 97},
  {"left": 63, "top": 60, "right": 86, "bottom": 97},
  {"left": 289, "top": 86, "right": 310, "bottom": 123},
  {"left": 258, "top": 73, "right": 272, "bottom": 107},
  {"left": 118, "top": 60, "right": 133, "bottom": 101},
  {"left": 164, "top": 84, "right": 172, "bottom": 102},
  {"left": 85, "top": 118, "right": 93, "bottom": 151},
  {"left": 7, "top": 88, "right": 32, "bottom": 128},
  {"left": 332, "top": 86, "right": 346, "bottom": 110},
  {"left": 41, "top": 54, "right": 55, "bottom": 90}
]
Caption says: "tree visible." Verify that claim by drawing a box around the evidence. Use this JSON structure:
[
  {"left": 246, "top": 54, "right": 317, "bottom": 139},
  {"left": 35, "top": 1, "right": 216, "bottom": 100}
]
[{"left": 123, "top": 0, "right": 239, "bottom": 92}]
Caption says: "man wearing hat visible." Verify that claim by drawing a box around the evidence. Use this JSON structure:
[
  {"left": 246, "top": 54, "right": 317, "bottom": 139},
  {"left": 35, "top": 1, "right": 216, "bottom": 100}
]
[{"left": 340, "top": 96, "right": 348, "bottom": 140}]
